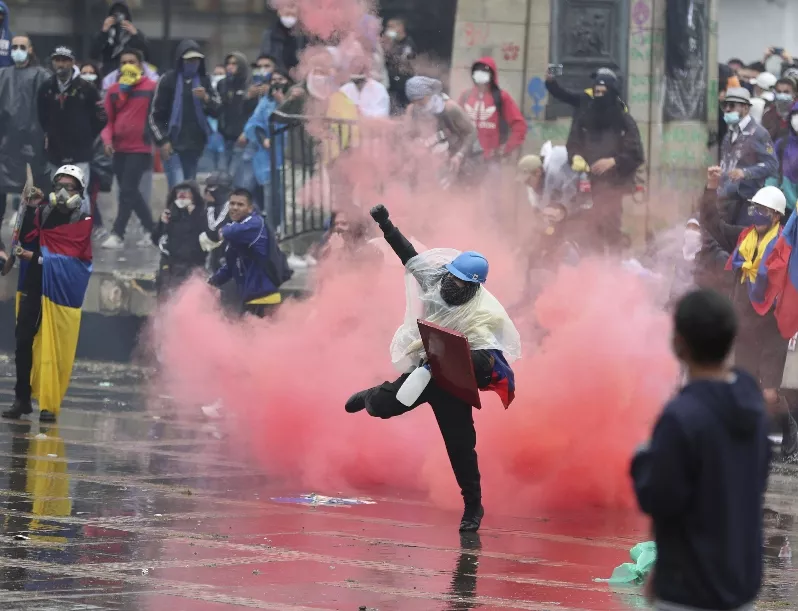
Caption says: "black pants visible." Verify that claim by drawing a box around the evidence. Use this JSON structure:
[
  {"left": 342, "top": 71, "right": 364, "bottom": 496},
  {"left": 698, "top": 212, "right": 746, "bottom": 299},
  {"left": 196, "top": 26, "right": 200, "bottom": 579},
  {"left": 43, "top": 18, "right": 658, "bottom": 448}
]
[
  {"left": 112, "top": 152, "right": 154, "bottom": 238},
  {"left": 15, "top": 290, "right": 42, "bottom": 403},
  {"left": 575, "top": 185, "right": 624, "bottom": 254},
  {"left": 354, "top": 374, "right": 481, "bottom": 507}
]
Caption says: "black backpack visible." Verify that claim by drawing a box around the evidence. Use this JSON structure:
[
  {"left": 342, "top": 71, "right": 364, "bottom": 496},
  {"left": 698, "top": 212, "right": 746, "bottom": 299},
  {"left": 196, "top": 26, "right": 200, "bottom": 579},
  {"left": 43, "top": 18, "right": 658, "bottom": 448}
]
[{"left": 248, "top": 219, "right": 294, "bottom": 289}]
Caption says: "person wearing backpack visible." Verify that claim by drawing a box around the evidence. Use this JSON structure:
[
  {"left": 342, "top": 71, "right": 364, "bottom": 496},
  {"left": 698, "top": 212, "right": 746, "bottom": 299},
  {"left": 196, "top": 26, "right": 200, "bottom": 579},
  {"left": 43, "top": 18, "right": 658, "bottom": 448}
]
[
  {"left": 458, "top": 57, "right": 526, "bottom": 161},
  {"left": 208, "top": 187, "right": 292, "bottom": 317}
]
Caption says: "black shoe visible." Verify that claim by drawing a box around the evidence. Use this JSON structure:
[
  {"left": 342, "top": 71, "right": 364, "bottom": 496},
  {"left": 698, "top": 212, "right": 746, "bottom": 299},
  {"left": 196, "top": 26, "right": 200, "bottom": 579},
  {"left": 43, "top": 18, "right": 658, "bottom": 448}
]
[
  {"left": 2, "top": 399, "right": 33, "bottom": 419},
  {"left": 39, "top": 410, "right": 56, "bottom": 423},
  {"left": 459, "top": 504, "right": 485, "bottom": 532},
  {"left": 345, "top": 389, "right": 373, "bottom": 414}
]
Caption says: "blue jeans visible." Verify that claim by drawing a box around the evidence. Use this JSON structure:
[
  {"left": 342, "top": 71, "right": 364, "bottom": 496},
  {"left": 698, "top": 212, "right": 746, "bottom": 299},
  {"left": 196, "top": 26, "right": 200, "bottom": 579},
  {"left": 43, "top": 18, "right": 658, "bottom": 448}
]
[
  {"left": 164, "top": 149, "right": 202, "bottom": 190},
  {"left": 223, "top": 141, "right": 247, "bottom": 180}
]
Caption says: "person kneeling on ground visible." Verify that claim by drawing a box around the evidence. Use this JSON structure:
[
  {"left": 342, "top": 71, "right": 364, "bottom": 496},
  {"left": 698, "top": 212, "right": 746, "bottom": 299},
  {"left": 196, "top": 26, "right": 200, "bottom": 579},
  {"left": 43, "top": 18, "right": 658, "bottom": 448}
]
[
  {"left": 2, "top": 165, "right": 93, "bottom": 423},
  {"left": 152, "top": 181, "right": 208, "bottom": 296},
  {"left": 632, "top": 289, "right": 769, "bottom": 611},
  {"left": 207, "top": 188, "right": 292, "bottom": 317}
]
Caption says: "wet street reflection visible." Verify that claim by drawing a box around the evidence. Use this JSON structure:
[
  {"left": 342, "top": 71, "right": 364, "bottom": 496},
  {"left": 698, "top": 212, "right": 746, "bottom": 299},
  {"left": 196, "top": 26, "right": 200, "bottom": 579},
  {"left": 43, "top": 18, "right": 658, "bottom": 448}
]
[{"left": 0, "top": 359, "right": 795, "bottom": 609}]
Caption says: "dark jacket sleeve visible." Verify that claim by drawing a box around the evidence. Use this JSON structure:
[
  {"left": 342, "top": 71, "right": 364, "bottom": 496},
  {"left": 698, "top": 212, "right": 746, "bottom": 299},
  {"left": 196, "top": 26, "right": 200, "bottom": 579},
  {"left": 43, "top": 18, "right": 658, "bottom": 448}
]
[
  {"left": 37, "top": 82, "right": 50, "bottom": 136},
  {"left": 699, "top": 187, "right": 745, "bottom": 255},
  {"left": 151, "top": 219, "right": 166, "bottom": 244},
  {"left": 128, "top": 31, "right": 149, "bottom": 60},
  {"left": 471, "top": 350, "right": 495, "bottom": 388},
  {"left": 148, "top": 72, "right": 173, "bottom": 146},
  {"left": 545, "top": 79, "right": 583, "bottom": 108},
  {"left": 260, "top": 28, "right": 275, "bottom": 58},
  {"left": 201, "top": 76, "right": 221, "bottom": 119},
  {"left": 90, "top": 31, "right": 108, "bottom": 62},
  {"left": 377, "top": 219, "right": 417, "bottom": 265},
  {"left": 615, "top": 114, "right": 645, "bottom": 177},
  {"left": 631, "top": 410, "right": 693, "bottom": 519},
  {"left": 565, "top": 113, "right": 585, "bottom": 164},
  {"left": 87, "top": 85, "right": 107, "bottom": 139}
]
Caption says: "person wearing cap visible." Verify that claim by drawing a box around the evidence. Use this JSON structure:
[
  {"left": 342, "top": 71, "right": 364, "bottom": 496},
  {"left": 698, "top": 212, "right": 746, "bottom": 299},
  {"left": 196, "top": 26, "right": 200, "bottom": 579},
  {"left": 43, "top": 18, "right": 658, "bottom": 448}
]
[
  {"left": 718, "top": 86, "right": 779, "bottom": 225},
  {"left": 544, "top": 66, "right": 627, "bottom": 112},
  {"left": 0, "top": 2, "right": 13, "bottom": 68},
  {"left": 564, "top": 68, "right": 644, "bottom": 253},
  {"left": 148, "top": 40, "right": 221, "bottom": 189},
  {"left": 37, "top": 46, "right": 106, "bottom": 215},
  {"left": 517, "top": 154, "right": 543, "bottom": 208},
  {"left": 90, "top": 1, "right": 149, "bottom": 78},
  {"left": 750, "top": 71, "right": 778, "bottom": 124},
  {"left": 700, "top": 167, "right": 798, "bottom": 462}
]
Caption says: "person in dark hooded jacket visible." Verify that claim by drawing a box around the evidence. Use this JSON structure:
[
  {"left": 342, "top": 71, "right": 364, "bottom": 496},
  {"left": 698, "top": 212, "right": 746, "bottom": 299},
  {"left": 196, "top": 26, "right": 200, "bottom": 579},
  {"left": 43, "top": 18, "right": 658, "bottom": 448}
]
[
  {"left": 565, "top": 68, "right": 644, "bottom": 253},
  {"left": 631, "top": 289, "right": 769, "bottom": 611},
  {"left": 0, "top": 2, "right": 14, "bottom": 69},
  {"left": 149, "top": 40, "right": 221, "bottom": 189},
  {"left": 216, "top": 52, "right": 258, "bottom": 180},
  {"left": 152, "top": 181, "right": 209, "bottom": 296},
  {"left": 90, "top": 1, "right": 149, "bottom": 78}
]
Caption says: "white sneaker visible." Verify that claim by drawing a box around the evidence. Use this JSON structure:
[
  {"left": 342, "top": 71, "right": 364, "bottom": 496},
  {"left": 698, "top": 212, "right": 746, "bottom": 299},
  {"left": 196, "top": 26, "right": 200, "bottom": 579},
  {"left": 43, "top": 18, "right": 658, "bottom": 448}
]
[
  {"left": 287, "top": 253, "right": 308, "bottom": 270},
  {"left": 92, "top": 227, "right": 109, "bottom": 242},
  {"left": 101, "top": 234, "right": 125, "bottom": 250},
  {"left": 304, "top": 254, "right": 318, "bottom": 267},
  {"left": 137, "top": 233, "right": 153, "bottom": 247}
]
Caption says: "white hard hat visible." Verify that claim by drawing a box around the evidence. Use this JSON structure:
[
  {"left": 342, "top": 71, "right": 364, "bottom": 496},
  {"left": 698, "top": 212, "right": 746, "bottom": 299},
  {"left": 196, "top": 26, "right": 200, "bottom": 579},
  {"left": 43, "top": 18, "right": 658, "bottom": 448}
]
[
  {"left": 750, "top": 185, "right": 787, "bottom": 215},
  {"left": 755, "top": 72, "right": 778, "bottom": 91},
  {"left": 53, "top": 164, "right": 86, "bottom": 191}
]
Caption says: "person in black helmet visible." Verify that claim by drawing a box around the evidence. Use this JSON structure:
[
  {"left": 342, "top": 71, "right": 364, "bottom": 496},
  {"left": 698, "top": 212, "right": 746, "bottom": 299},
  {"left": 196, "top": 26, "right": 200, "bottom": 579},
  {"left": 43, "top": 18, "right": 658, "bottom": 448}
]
[
  {"left": 565, "top": 68, "right": 644, "bottom": 254},
  {"left": 345, "top": 204, "right": 520, "bottom": 533}
]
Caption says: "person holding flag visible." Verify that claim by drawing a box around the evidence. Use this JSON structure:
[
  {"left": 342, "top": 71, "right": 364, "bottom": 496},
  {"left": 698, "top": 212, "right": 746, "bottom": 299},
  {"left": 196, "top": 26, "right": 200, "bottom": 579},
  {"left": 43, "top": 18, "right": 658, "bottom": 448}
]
[
  {"left": 1, "top": 165, "right": 92, "bottom": 423},
  {"left": 700, "top": 167, "right": 798, "bottom": 461},
  {"left": 345, "top": 204, "right": 521, "bottom": 532}
]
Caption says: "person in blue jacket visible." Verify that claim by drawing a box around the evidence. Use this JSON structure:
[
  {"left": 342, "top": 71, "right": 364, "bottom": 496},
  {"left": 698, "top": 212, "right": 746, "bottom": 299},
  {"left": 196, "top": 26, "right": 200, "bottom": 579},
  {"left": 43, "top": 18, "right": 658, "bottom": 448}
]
[
  {"left": 0, "top": 3, "right": 13, "bottom": 68},
  {"left": 243, "top": 70, "right": 288, "bottom": 230},
  {"left": 207, "top": 188, "right": 284, "bottom": 317}
]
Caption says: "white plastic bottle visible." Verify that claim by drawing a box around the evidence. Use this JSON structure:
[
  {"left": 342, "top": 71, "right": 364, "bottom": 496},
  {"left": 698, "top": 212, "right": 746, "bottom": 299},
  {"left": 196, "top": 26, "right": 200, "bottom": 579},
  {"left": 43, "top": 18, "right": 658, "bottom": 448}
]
[{"left": 396, "top": 365, "right": 432, "bottom": 407}]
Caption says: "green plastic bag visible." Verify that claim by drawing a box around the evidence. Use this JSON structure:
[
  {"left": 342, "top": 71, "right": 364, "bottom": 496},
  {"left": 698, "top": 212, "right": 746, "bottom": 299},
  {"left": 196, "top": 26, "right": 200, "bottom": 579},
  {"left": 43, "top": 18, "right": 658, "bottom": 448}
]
[{"left": 596, "top": 541, "right": 657, "bottom": 586}]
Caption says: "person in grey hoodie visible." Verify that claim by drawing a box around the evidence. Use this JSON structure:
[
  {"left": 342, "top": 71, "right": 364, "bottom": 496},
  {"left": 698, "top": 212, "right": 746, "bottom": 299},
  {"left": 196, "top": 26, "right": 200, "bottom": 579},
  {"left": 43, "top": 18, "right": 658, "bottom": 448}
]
[{"left": 632, "top": 289, "right": 770, "bottom": 611}]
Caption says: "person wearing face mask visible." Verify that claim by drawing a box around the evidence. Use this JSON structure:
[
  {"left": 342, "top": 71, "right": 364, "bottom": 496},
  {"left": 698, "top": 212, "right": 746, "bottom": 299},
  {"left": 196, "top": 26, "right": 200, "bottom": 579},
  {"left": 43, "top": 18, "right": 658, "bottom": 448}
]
[
  {"left": 382, "top": 16, "right": 416, "bottom": 113},
  {"left": 761, "top": 78, "right": 796, "bottom": 143},
  {"left": 458, "top": 58, "right": 526, "bottom": 161},
  {"left": 405, "top": 76, "right": 481, "bottom": 188},
  {"left": 216, "top": 52, "right": 257, "bottom": 182},
  {"left": 700, "top": 170, "right": 798, "bottom": 463},
  {"left": 717, "top": 87, "right": 779, "bottom": 226},
  {"left": 148, "top": 40, "right": 221, "bottom": 190},
  {"left": 667, "top": 218, "right": 701, "bottom": 306},
  {"left": 339, "top": 56, "right": 390, "bottom": 118},
  {"left": 0, "top": 34, "right": 49, "bottom": 248},
  {"left": 749, "top": 71, "right": 778, "bottom": 124},
  {"left": 767, "top": 101, "right": 798, "bottom": 220},
  {"left": 37, "top": 46, "right": 106, "bottom": 216},
  {"left": 345, "top": 204, "right": 521, "bottom": 533},
  {"left": 152, "top": 181, "right": 209, "bottom": 296},
  {"left": 2, "top": 166, "right": 92, "bottom": 423},
  {"left": 90, "top": 1, "right": 149, "bottom": 78},
  {"left": 565, "top": 69, "right": 644, "bottom": 253},
  {"left": 100, "top": 49, "right": 157, "bottom": 250},
  {"left": 260, "top": 3, "right": 307, "bottom": 73},
  {"left": 249, "top": 55, "right": 276, "bottom": 100}
]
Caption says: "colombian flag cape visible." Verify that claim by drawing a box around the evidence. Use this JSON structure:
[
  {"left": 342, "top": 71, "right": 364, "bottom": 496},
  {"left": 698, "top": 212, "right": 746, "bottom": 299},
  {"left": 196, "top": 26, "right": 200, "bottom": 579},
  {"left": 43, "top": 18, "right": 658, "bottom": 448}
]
[
  {"left": 485, "top": 349, "right": 515, "bottom": 408},
  {"left": 726, "top": 224, "right": 782, "bottom": 315},
  {"left": 18, "top": 210, "right": 92, "bottom": 415},
  {"left": 765, "top": 213, "right": 798, "bottom": 339}
]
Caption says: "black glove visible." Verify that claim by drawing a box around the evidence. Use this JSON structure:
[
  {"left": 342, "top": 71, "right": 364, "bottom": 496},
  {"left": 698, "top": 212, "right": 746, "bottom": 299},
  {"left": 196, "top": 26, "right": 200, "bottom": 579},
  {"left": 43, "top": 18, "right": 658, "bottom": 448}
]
[{"left": 370, "top": 204, "right": 390, "bottom": 225}]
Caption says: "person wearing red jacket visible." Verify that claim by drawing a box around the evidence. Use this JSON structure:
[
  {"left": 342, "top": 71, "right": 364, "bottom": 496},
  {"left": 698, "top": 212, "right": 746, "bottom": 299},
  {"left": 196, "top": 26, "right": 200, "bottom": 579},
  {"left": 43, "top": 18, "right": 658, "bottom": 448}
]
[
  {"left": 458, "top": 57, "right": 526, "bottom": 160},
  {"left": 100, "top": 48, "right": 156, "bottom": 249}
]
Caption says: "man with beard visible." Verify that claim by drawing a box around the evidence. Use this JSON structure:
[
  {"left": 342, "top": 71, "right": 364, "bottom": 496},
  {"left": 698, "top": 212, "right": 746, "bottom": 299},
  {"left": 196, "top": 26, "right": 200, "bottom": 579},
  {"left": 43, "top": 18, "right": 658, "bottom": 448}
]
[
  {"left": 565, "top": 69, "right": 644, "bottom": 253},
  {"left": 345, "top": 204, "right": 521, "bottom": 533}
]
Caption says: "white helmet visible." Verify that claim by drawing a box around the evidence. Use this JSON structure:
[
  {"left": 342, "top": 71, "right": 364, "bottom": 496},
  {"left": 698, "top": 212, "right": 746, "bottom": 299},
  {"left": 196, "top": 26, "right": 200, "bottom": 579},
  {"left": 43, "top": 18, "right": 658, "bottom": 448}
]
[
  {"left": 53, "top": 165, "right": 86, "bottom": 191},
  {"left": 750, "top": 185, "right": 787, "bottom": 215}
]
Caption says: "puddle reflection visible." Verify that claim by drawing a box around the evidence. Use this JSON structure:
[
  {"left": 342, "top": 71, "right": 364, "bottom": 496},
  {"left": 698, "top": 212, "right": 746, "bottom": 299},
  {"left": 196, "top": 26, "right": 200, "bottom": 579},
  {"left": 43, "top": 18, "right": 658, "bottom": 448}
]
[{"left": 446, "top": 533, "right": 481, "bottom": 610}]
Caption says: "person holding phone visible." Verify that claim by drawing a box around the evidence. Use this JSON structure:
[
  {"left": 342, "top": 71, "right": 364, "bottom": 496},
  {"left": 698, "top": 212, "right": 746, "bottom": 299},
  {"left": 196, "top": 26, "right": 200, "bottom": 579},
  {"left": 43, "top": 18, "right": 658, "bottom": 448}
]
[
  {"left": 148, "top": 40, "right": 221, "bottom": 189},
  {"left": 91, "top": 1, "right": 149, "bottom": 78}
]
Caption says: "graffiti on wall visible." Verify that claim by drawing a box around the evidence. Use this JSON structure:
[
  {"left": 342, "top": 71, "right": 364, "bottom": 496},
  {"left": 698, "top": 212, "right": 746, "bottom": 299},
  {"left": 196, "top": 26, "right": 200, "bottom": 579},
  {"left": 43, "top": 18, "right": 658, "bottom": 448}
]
[{"left": 527, "top": 77, "right": 547, "bottom": 119}]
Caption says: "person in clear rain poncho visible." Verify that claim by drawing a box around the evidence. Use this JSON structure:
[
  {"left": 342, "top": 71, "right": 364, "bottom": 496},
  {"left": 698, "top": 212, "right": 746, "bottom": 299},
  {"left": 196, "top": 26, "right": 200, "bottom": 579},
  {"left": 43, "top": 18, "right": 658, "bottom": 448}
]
[{"left": 345, "top": 204, "right": 521, "bottom": 533}]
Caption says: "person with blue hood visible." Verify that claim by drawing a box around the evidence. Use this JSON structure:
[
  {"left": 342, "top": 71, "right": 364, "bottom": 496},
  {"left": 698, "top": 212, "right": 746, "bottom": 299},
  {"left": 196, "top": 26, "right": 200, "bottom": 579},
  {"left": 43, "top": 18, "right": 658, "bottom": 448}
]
[
  {"left": 148, "top": 40, "right": 221, "bottom": 189},
  {"left": 345, "top": 204, "right": 521, "bottom": 533},
  {"left": 0, "top": 3, "right": 13, "bottom": 68}
]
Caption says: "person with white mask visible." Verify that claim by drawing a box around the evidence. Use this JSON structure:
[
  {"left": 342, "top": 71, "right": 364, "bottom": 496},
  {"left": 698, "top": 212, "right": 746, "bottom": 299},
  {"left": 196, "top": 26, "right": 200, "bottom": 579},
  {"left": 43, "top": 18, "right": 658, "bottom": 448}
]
[
  {"left": 0, "top": 35, "right": 50, "bottom": 249},
  {"left": 339, "top": 55, "right": 390, "bottom": 118},
  {"left": 260, "top": 2, "right": 307, "bottom": 74},
  {"left": 750, "top": 71, "right": 778, "bottom": 123}
]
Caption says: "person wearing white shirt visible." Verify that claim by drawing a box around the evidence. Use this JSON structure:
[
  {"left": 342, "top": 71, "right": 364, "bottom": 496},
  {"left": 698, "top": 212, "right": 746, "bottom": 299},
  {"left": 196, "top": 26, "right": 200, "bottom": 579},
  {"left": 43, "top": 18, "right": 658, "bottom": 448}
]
[{"left": 339, "top": 70, "right": 390, "bottom": 118}]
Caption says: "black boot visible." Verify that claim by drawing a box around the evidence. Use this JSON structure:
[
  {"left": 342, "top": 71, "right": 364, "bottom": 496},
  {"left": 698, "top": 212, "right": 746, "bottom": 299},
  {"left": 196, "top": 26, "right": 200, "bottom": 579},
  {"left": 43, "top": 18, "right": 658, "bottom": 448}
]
[
  {"left": 345, "top": 388, "right": 375, "bottom": 414},
  {"left": 39, "top": 410, "right": 56, "bottom": 423},
  {"left": 2, "top": 399, "right": 33, "bottom": 419},
  {"left": 781, "top": 411, "right": 798, "bottom": 461},
  {"left": 459, "top": 503, "right": 485, "bottom": 532}
]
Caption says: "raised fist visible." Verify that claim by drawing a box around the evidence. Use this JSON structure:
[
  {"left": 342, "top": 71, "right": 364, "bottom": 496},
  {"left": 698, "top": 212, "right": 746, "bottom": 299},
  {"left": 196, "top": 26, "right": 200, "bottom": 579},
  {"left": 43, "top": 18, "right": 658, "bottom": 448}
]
[{"left": 370, "top": 204, "right": 390, "bottom": 224}]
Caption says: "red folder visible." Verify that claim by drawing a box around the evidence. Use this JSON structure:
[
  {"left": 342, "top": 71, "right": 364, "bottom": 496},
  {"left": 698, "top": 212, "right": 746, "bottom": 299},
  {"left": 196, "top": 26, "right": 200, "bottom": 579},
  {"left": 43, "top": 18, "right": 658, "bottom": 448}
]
[{"left": 418, "top": 319, "right": 482, "bottom": 408}]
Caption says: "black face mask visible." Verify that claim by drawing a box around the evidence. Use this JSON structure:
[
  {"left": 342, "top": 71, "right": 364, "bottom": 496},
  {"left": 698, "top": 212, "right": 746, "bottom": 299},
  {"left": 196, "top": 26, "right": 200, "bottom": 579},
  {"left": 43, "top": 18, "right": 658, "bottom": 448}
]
[{"left": 440, "top": 273, "right": 480, "bottom": 306}]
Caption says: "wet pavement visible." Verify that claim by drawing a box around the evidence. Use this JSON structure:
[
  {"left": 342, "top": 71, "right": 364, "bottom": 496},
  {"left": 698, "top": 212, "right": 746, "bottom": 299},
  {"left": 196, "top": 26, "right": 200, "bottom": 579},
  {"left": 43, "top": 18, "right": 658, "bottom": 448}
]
[{"left": 0, "top": 359, "right": 796, "bottom": 610}]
